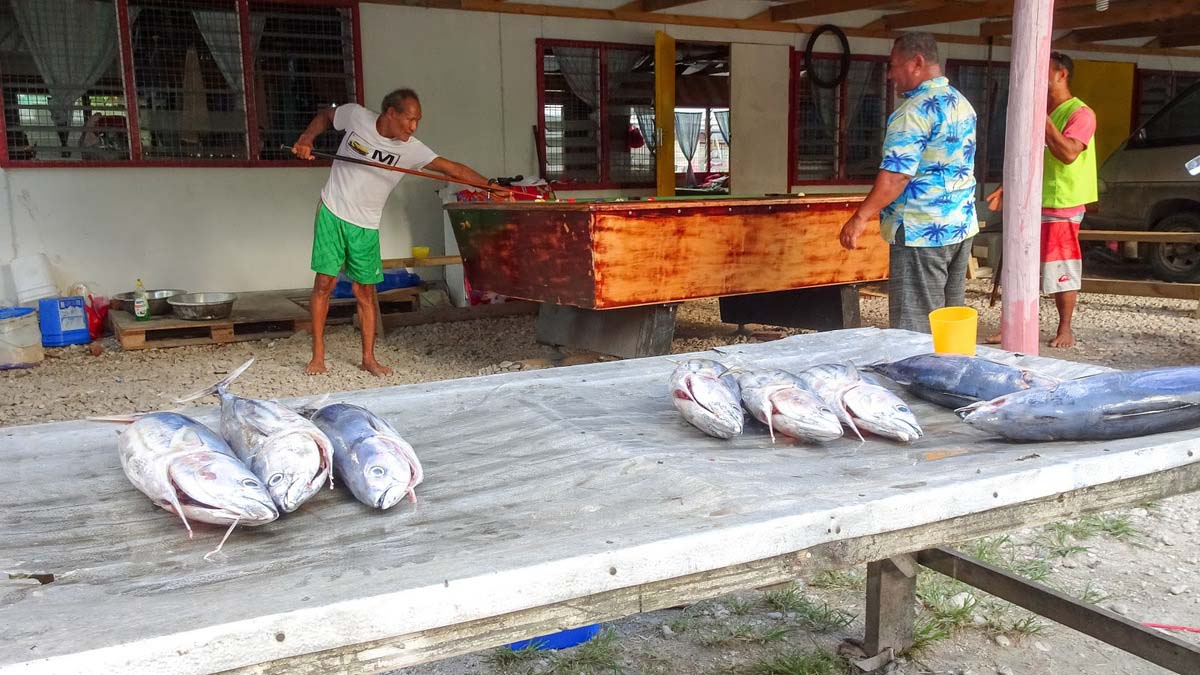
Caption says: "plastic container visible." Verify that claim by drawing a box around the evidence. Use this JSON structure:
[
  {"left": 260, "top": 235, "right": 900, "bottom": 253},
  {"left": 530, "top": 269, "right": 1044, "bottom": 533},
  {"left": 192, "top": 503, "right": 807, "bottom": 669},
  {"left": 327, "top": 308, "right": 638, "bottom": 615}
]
[
  {"left": 929, "top": 306, "right": 978, "bottom": 356},
  {"left": 0, "top": 307, "right": 44, "bottom": 369},
  {"left": 332, "top": 270, "right": 423, "bottom": 299},
  {"left": 38, "top": 296, "right": 91, "bottom": 347},
  {"left": 507, "top": 624, "right": 600, "bottom": 652},
  {"left": 10, "top": 253, "right": 58, "bottom": 305}
]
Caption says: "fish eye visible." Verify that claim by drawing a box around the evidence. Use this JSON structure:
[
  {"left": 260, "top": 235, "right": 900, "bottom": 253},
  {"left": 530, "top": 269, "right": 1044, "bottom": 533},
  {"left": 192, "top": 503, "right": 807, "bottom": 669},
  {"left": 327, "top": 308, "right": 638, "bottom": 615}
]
[
  {"left": 268, "top": 473, "right": 285, "bottom": 486},
  {"left": 241, "top": 478, "right": 260, "bottom": 488},
  {"left": 368, "top": 466, "right": 386, "bottom": 478}
]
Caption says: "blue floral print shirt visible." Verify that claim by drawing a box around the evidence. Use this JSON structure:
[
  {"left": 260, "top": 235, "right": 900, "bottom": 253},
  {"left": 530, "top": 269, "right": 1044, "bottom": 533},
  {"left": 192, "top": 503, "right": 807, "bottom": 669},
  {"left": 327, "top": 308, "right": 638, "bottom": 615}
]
[{"left": 878, "top": 76, "right": 978, "bottom": 247}]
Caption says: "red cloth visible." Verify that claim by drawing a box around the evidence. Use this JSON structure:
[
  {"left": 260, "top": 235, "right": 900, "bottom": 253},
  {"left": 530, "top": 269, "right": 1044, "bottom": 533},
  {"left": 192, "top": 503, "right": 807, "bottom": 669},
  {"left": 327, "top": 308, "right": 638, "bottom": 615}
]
[{"left": 1041, "top": 218, "right": 1082, "bottom": 264}]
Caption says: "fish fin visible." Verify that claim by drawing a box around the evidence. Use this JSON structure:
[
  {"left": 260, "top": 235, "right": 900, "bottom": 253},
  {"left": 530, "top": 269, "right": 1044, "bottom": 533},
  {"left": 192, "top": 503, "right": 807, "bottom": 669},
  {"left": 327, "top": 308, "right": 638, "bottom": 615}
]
[
  {"left": 88, "top": 414, "right": 144, "bottom": 424},
  {"left": 955, "top": 401, "right": 987, "bottom": 419},
  {"left": 1100, "top": 400, "right": 1200, "bottom": 419},
  {"left": 175, "top": 359, "right": 255, "bottom": 403},
  {"left": 203, "top": 518, "right": 239, "bottom": 562},
  {"left": 295, "top": 393, "right": 333, "bottom": 418}
]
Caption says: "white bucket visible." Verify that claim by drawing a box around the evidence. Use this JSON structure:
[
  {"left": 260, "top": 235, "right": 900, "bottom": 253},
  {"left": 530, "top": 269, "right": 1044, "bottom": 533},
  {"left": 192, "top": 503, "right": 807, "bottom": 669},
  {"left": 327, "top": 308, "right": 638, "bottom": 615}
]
[
  {"left": 11, "top": 253, "right": 58, "bottom": 304},
  {"left": 0, "top": 307, "right": 44, "bottom": 369}
]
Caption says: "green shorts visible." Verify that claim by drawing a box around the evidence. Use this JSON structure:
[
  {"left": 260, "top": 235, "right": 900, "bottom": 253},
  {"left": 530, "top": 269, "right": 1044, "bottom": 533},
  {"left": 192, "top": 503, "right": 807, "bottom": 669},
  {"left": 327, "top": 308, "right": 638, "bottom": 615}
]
[{"left": 310, "top": 202, "right": 383, "bottom": 285}]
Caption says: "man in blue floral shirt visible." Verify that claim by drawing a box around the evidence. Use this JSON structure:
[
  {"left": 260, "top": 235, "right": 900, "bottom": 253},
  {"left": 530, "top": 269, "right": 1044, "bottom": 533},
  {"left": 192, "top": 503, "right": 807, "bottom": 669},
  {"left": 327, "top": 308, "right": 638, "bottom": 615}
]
[{"left": 839, "top": 32, "right": 978, "bottom": 333}]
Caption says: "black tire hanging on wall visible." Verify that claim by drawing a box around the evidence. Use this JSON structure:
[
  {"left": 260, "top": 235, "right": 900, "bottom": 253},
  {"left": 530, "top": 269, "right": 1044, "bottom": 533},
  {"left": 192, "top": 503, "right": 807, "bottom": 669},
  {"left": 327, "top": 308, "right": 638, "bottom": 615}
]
[{"left": 805, "top": 24, "right": 851, "bottom": 89}]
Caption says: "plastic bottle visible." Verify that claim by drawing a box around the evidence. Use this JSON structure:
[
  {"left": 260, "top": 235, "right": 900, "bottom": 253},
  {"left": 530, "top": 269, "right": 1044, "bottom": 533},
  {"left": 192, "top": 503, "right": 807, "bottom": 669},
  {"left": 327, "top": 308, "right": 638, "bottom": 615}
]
[{"left": 133, "top": 278, "right": 150, "bottom": 321}]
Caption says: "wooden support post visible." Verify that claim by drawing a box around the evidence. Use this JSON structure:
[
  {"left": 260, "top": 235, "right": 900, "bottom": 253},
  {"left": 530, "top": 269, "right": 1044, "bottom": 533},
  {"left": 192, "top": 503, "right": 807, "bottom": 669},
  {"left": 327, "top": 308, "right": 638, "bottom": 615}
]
[
  {"left": 999, "top": 0, "right": 1055, "bottom": 356},
  {"left": 918, "top": 548, "right": 1200, "bottom": 674},
  {"left": 864, "top": 557, "right": 917, "bottom": 658}
]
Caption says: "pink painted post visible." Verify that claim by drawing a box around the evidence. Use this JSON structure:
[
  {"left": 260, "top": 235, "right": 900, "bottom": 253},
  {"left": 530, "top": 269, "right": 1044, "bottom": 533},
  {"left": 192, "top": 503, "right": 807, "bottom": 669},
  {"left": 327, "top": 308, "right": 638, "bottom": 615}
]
[{"left": 1000, "top": 0, "right": 1055, "bottom": 355}]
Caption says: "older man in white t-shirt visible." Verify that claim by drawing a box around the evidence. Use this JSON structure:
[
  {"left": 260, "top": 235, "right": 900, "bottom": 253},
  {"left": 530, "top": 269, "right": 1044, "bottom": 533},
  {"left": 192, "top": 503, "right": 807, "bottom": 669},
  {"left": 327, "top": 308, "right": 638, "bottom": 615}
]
[{"left": 292, "top": 88, "right": 495, "bottom": 376}]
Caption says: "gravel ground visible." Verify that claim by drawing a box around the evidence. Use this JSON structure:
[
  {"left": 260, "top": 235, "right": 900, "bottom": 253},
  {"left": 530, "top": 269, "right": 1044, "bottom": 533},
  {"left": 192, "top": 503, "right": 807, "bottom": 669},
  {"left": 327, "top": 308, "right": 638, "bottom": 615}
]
[{"left": 4, "top": 279, "right": 1199, "bottom": 674}]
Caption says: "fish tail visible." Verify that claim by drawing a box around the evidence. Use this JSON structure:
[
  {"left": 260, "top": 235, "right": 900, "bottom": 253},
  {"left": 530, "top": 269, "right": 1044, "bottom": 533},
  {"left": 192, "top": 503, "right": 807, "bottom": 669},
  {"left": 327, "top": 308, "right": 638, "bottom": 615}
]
[{"left": 175, "top": 358, "right": 255, "bottom": 403}]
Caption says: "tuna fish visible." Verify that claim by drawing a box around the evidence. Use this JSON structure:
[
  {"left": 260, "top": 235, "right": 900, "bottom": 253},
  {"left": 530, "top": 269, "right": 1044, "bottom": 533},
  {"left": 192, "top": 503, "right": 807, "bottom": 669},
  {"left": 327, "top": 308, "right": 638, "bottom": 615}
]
[
  {"left": 303, "top": 403, "right": 424, "bottom": 510},
  {"left": 736, "top": 369, "right": 843, "bottom": 443},
  {"left": 867, "top": 353, "right": 1059, "bottom": 409},
  {"left": 177, "top": 359, "right": 334, "bottom": 513},
  {"left": 669, "top": 359, "right": 744, "bottom": 438},
  {"left": 796, "top": 363, "right": 924, "bottom": 442},
  {"left": 958, "top": 366, "right": 1200, "bottom": 441},
  {"left": 106, "top": 412, "right": 278, "bottom": 558}
]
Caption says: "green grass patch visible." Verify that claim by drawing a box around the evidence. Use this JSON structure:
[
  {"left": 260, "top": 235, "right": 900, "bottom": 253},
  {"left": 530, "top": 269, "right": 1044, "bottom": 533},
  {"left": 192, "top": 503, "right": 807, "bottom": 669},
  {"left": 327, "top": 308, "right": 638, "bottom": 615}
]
[
  {"left": 741, "top": 647, "right": 849, "bottom": 675},
  {"left": 809, "top": 570, "right": 866, "bottom": 592},
  {"left": 762, "top": 585, "right": 856, "bottom": 632}
]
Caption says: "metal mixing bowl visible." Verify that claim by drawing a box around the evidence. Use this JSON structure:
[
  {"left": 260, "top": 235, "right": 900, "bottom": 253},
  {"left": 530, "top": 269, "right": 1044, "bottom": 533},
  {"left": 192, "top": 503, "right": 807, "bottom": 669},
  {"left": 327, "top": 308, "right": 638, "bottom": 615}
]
[
  {"left": 111, "top": 289, "right": 187, "bottom": 316},
  {"left": 167, "top": 292, "right": 238, "bottom": 321}
]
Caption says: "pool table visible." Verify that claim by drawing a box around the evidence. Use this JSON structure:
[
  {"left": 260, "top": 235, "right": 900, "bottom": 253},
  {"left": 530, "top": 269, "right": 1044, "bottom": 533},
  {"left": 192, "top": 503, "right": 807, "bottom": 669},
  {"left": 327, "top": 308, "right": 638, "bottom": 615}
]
[{"left": 444, "top": 194, "right": 887, "bottom": 357}]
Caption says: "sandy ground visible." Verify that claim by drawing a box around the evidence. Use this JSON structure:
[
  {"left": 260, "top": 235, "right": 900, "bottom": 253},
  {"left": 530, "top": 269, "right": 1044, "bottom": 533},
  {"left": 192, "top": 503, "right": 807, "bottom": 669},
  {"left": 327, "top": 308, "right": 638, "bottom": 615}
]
[{"left": 3, "top": 279, "right": 1199, "bottom": 674}]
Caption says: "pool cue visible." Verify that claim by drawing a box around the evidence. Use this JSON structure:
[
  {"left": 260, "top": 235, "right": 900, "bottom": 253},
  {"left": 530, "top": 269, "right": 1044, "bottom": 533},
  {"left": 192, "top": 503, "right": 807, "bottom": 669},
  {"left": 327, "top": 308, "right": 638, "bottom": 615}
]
[{"left": 281, "top": 145, "right": 511, "bottom": 200}]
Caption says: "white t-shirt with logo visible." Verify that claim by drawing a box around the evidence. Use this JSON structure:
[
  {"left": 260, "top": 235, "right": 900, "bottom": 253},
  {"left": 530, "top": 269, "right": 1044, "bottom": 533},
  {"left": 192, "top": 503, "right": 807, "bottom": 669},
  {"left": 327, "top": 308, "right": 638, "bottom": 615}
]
[{"left": 319, "top": 103, "right": 439, "bottom": 230}]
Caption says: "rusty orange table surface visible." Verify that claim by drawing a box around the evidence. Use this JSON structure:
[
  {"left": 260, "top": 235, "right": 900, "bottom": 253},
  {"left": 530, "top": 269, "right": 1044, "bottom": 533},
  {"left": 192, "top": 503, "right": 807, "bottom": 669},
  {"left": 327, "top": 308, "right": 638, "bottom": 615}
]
[{"left": 444, "top": 195, "right": 887, "bottom": 310}]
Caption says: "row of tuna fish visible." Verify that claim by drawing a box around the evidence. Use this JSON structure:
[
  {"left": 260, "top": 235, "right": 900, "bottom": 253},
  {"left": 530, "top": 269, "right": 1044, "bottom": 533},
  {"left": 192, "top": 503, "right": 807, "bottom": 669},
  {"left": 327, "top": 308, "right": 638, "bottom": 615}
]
[
  {"left": 669, "top": 359, "right": 924, "bottom": 443},
  {"left": 105, "top": 359, "right": 423, "bottom": 555},
  {"left": 673, "top": 352, "right": 1200, "bottom": 443}
]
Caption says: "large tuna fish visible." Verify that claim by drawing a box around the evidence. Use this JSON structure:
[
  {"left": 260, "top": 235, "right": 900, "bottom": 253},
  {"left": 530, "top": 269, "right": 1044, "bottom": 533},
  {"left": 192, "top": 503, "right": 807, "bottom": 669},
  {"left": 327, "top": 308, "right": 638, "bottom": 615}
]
[
  {"left": 736, "top": 369, "right": 843, "bottom": 443},
  {"left": 796, "top": 363, "right": 923, "bottom": 443},
  {"left": 669, "top": 359, "right": 744, "bottom": 439},
  {"left": 177, "top": 360, "right": 334, "bottom": 513},
  {"left": 867, "top": 353, "right": 1058, "bottom": 409},
  {"left": 958, "top": 366, "right": 1200, "bottom": 441},
  {"left": 303, "top": 403, "right": 424, "bottom": 510},
  {"left": 108, "top": 412, "right": 278, "bottom": 556}
]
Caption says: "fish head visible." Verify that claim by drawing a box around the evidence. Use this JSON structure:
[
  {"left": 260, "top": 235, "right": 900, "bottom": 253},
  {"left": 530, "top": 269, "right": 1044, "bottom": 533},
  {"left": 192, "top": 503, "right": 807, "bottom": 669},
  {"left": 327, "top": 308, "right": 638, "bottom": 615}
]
[
  {"left": 673, "top": 372, "right": 744, "bottom": 438},
  {"left": 341, "top": 436, "right": 416, "bottom": 510},
  {"left": 168, "top": 451, "right": 279, "bottom": 525},
  {"left": 259, "top": 432, "right": 326, "bottom": 512},
  {"left": 843, "top": 384, "right": 924, "bottom": 442},
  {"left": 1021, "top": 370, "right": 1060, "bottom": 389},
  {"left": 770, "top": 389, "right": 845, "bottom": 440}
]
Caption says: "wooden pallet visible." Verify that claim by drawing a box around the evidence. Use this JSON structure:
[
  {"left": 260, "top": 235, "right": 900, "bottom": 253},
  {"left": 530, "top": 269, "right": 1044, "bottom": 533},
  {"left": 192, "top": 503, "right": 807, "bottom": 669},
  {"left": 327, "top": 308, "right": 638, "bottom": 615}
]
[{"left": 110, "top": 292, "right": 311, "bottom": 350}]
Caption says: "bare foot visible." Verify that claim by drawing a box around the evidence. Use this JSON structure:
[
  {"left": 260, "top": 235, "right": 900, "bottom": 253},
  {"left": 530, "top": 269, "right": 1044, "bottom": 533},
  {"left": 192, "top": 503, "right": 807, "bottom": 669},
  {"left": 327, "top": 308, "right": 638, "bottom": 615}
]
[
  {"left": 983, "top": 333, "right": 1002, "bottom": 345},
  {"left": 1047, "top": 330, "right": 1076, "bottom": 348},
  {"left": 360, "top": 359, "right": 393, "bottom": 376},
  {"left": 305, "top": 358, "right": 328, "bottom": 375}
]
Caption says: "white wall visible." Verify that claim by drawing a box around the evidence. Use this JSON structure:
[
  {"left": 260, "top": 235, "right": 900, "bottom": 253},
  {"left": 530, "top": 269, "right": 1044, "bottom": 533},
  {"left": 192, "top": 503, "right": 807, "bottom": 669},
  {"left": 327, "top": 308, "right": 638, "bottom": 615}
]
[{"left": 3, "top": 4, "right": 1200, "bottom": 303}]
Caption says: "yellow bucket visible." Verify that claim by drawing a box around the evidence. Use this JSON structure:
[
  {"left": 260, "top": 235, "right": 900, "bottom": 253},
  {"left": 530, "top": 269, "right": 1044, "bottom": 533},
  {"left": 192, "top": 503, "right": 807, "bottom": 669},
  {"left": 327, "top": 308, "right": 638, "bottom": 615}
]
[
  {"left": 411, "top": 246, "right": 430, "bottom": 259},
  {"left": 929, "top": 306, "right": 978, "bottom": 356}
]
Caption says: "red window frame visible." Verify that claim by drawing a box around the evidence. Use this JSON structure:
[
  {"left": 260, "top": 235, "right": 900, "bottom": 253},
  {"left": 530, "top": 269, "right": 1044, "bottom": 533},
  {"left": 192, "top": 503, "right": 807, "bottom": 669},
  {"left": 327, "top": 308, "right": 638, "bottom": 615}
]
[
  {"left": 0, "top": 0, "right": 364, "bottom": 169},
  {"left": 536, "top": 37, "right": 655, "bottom": 191},
  {"left": 788, "top": 49, "right": 894, "bottom": 187}
]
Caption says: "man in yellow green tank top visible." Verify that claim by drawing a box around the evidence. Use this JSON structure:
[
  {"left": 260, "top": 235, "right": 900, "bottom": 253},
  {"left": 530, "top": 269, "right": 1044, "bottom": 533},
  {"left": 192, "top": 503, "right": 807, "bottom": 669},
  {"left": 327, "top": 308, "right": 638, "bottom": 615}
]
[{"left": 987, "top": 52, "right": 1097, "bottom": 348}]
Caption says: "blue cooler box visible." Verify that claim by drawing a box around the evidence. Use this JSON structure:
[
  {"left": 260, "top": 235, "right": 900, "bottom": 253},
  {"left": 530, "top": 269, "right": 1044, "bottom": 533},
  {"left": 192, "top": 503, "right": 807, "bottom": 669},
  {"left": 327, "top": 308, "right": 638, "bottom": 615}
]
[{"left": 38, "top": 296, "right": 90, "bottom": 347}]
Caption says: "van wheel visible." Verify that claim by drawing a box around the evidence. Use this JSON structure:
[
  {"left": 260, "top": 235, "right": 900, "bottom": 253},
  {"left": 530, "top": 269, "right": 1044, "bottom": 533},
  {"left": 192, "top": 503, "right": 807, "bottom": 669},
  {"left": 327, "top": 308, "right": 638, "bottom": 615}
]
[{"left": 1148, "top": 213, "right": 1200, "bottom": 282}]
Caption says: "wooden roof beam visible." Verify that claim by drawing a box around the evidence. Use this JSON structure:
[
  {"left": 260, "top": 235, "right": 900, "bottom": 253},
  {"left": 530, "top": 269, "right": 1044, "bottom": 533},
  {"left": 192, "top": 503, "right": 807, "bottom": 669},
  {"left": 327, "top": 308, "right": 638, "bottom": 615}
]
[
  {"left": 1062, "top": 18, "right": 1200, "bottom": 43},
  {"left": 1157, "top": 32, "right": 1200, "bottom": 48},
  {"left": 616, "top": 0, "right": 706, "bottom": 11},
  {"left": 770, "top": 0, "right": 902, "bottom": 22},
  {"left": 884, "top": 0, "right": 1012, "bottom": 30},
  {"left": 981, "top": 0, "right": 1199, "bottom": 37}
]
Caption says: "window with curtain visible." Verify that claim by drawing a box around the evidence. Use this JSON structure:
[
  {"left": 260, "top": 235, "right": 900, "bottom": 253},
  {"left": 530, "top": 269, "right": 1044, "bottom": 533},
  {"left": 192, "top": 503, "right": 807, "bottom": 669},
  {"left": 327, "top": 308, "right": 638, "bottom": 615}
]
[
  {"left": 0, "top": 0, "right": 129, "bottom": 161},
  {"left": 946, "top": 60, "right": 1008, "bottom": 182},
  {"left": 0, "top": 0, "right": 361, "bottom": 165},
  {"left": 669, "top": 107, "right": 728, "bottom": 176},
  {"left": 538, "top": 39, "right": 654, "bottom": 188},
  {"left": 252, "top": 2, "right": 357, "bottom": 161},
  {"left": 791, "top": 54, "right": 890, "bottom": 183},
  {"left": 129, "top": 1, "right": 248, "bottom": 159},
  {"left": 1135, "top": 69, "right": 1200, "bottom": 131}
]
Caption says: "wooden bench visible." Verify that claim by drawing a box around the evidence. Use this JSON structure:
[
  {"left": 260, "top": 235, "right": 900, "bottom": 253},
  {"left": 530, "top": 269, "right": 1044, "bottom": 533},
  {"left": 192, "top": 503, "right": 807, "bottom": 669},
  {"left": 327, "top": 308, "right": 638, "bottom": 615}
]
[{"left": 1081, "top": 277, "right": 1200, "bottom": 318}]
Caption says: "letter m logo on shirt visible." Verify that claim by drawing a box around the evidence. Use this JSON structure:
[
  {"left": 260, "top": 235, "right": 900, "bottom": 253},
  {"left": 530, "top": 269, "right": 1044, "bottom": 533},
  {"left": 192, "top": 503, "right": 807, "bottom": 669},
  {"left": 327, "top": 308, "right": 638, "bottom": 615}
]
[{"left": 371, "top": 149, "right": 398, "bottom": 165}]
